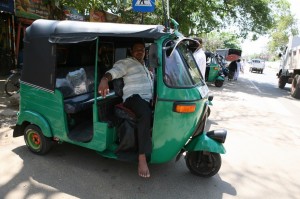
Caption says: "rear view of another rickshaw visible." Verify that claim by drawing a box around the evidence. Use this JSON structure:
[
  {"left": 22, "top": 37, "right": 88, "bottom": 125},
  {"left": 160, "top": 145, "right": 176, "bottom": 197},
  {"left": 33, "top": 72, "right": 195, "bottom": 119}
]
[{"left": 204, "top": 51, "right": 225, "bottom": 87}]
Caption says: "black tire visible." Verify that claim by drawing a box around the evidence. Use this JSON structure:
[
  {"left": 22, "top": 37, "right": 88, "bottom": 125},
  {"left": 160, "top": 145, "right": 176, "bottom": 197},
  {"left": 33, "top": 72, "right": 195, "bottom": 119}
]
[
  {"left": 185, "top": 151, "right": 221, "bottom": 177},
  {"left": 24, "top": 124, "right": 52, "bottom": 155},
  {"left": 215, "top": 80, "right": 223, "bottom": 87},
  {"left": 278, "top": 76, "right": 287, "bottom": 89},
  {"left": 291, "top": 75, "right": 300, "bottom": 99},
  {"left": 5, "top": 73, "right": 21, "bottom": 96}
]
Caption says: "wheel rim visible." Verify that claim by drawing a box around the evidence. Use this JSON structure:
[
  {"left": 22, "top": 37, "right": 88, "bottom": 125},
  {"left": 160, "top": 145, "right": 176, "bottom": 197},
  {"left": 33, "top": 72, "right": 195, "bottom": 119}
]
[
  {"left": 26, "top": 130, "right": 41, "bottom": 150},
  {"left": 188, "top": 152, "right": 220, "bottom": 176},
  {"left": 193, "top": 153, "right": 213, "bottom": 175}
]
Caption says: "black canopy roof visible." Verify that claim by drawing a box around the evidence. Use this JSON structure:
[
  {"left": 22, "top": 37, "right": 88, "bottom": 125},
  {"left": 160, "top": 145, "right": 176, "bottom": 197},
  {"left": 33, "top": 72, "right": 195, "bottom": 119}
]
[
  {"left": 25, "top": 19, "right": 167, "bottom": 43},
  {"left": 22, "top": 19, "right": 168, "bottom": 92}
]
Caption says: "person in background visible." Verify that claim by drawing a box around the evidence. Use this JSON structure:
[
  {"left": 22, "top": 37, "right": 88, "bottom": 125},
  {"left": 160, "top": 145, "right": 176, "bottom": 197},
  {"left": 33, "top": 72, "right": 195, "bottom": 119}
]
[
  {"left": 98, "top": 41, "right": 153, "bottom": 178},
  {"left": 193, "top": 38, "right": 206, "bottom": 79},
  {"left": 234, "top": 59, "right": 243, "bottom": 80},
  {"left": 228, "top": 60, "right": 237, "bottom": 80}
]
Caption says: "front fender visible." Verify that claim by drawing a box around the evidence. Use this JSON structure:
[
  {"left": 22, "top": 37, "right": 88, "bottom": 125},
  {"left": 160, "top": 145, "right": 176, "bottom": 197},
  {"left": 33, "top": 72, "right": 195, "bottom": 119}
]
[
  {"left": 15, "top": 110, "right": 52, "bottom": 138},
  {"left": 184, "top": 133, "right": 226, "bottom": 154},
  {"left": 216, "top": 75, "right": 225, "bottom": 81}
]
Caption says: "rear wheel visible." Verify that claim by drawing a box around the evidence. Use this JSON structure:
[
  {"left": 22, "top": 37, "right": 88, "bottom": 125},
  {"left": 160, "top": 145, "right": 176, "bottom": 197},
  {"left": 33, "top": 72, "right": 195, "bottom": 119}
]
[
  {"left": 291, "top": 75, "right": 300, "bottom": 99},
  {"left": 278, "top": 76, "right": 287, "bottom": 89},
  {"left": 24, "top": 125, "right": 52, "bottom": 155},
  {"left": 185, "top": 151, "right": 221, "bottom": 177}
]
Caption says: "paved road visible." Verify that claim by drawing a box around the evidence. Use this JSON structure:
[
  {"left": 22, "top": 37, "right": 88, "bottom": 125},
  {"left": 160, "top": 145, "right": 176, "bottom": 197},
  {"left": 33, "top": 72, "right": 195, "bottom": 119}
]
[{"left": 0, "top": 66, "right": 300, "bottom": 199}]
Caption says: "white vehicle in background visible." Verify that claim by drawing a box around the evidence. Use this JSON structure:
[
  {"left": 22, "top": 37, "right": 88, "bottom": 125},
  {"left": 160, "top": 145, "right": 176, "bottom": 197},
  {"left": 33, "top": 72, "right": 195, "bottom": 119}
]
[
  {"left": 276, "top": 36, "right": 300, "bottom": 99},
  {"left": 249, "top": 59, "right": 265, "bottom": 73}
]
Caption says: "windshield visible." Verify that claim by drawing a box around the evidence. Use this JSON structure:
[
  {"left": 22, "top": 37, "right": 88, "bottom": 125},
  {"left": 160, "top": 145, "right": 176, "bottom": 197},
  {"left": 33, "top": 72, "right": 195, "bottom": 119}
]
[
  {"left": 163, "top": 41, "right": 204, "bottom": 87},
  {"left": 207, "top": 54, "right": 217, "bottom": 65}
]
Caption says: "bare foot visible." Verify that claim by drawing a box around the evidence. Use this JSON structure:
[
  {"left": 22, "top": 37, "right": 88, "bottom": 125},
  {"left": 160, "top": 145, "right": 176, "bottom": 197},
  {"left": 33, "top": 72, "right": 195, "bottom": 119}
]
[{"left": 138, "top": 154, "right": 150, "bottom": 178}]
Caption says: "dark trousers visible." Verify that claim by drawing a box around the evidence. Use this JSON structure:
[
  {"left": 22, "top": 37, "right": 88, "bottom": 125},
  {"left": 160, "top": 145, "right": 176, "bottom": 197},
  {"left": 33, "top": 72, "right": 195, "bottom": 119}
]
[{"left": 124, "top": 94, "right": 152, "bottom": 155}]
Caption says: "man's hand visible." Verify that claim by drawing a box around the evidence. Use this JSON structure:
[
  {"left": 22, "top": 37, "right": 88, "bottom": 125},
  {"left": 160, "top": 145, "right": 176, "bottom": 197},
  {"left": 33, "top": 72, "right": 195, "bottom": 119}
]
[{"left": 98, "top": 77, "right": 110, "bottom": 98}]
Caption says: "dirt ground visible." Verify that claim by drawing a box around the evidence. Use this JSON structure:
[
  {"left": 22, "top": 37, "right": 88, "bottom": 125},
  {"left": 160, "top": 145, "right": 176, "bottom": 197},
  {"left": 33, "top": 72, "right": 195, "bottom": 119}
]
[{"left": 0, "top": 76, "right": 18, "bottom": 129}]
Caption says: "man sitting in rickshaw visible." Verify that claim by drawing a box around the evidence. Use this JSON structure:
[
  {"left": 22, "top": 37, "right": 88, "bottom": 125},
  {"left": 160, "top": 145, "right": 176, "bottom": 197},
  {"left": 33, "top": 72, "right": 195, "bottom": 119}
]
[{"left": 98, "top": 41, "right": 153, "bottom": 178}]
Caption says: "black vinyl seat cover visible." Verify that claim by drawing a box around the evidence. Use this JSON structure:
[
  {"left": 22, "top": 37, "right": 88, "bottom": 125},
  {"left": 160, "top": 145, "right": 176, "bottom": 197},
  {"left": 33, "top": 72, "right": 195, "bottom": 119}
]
[
  {"left": 56, "top": 67, "right": 95, "bottom": 114},
  {"left": 113, "top": 78, "right": 137, "bottom": 120},
  {"left": 63, "top": 92, "right": 94, "bottom": 114}
]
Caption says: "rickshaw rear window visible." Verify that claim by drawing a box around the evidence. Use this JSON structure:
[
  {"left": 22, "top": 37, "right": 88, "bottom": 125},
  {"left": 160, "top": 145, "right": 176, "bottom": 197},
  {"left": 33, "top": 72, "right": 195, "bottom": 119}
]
[{"left": 55, "top": 41, "right": 98, "bottom": 98}]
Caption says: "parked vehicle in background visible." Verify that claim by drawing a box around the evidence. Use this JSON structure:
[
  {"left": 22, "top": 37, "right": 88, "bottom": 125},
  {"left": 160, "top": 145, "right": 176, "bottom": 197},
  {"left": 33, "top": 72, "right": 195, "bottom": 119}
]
[
  {"left": 204, "top": 51, "right": 225, "bottom": 87},
  {"left": 276, "top": 36, "right": 300, "bottom": 99},
  {"left": 4, "top": 68, "right": 22, "bottom": 96},
  {"left": 215, "top": 48, "right": 242, "bottom": 80},
  {"left": 249, "top": 59, "right": 265, "bottom": 73}
]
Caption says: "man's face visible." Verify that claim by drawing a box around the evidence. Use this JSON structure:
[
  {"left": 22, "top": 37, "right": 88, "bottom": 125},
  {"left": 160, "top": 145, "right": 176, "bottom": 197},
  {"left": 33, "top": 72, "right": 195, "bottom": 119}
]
[{"left": 131, "top": 43, "right": 145, "bottom": 62}]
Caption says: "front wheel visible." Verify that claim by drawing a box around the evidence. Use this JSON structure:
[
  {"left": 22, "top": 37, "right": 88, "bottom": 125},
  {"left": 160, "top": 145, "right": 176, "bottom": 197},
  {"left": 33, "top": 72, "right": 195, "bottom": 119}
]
[
  {"left": 185, "top": 151, "right": 221, "bottom": 177},
  {"left": 278, "top": 76, "right": 287, "bottom": 89},
  {"left": 215, "top": 80, "right": 224, "bottom": 87},
  {"left": 5, "top": 73, "right": 21, "bottom": 96},
  {"left": 24, "top": 125, "right": 52, "bottom": 155},
  {"left": 291, "top": 74, "right": 300, "bottom": 99}
]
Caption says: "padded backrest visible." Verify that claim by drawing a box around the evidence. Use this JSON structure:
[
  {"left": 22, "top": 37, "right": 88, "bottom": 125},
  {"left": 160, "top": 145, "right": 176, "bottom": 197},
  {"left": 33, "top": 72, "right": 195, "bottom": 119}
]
[{"left": 115, "top": 48, "right": 129, "bottom": 62}]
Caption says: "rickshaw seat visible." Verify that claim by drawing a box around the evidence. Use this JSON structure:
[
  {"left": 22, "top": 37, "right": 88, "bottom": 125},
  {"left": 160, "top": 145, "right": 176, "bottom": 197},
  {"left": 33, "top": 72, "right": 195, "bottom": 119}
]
[
  {"left": 113, "top": 78, "right": 137, "bottom": 120},
  {"left": 64, "top": 92, "right": 94, "bottom": 114},
  {"left": 115, "top": 103, "right": 136, "bottom": 121},
  {"left": 56, "top": 67, "right": 96, "bottom": 114}
]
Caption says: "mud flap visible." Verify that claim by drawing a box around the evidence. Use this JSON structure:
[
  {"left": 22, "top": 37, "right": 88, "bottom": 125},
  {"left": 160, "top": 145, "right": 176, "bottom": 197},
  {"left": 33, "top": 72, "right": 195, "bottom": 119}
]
[
  {"left": 184, "top": 133, "right": 226, "bottom": 154},
  {"left": 216, "top": 75, "right": 225, "bottom": 81}
]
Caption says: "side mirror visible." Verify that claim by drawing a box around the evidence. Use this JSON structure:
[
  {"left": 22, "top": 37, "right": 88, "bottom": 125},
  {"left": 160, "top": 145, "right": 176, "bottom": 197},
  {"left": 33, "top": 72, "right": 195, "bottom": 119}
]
[{"left": 278, "top": 53, "right": 282, "bottom": 58}]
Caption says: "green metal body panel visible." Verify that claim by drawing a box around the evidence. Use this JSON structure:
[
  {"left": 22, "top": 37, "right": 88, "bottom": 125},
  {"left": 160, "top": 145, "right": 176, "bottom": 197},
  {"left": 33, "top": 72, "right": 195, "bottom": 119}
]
[
  {"left": 16, "top": 84, "right": 66, "bottom": 138},
  {"left": 17, "top": 110, "right": 52, "bottom": 137},
  {"left": 216, "top": 75, "right": 225, "bottom": 81},
  {"left": 17, "top": 84, "right": 116, "bottom": 152},
  {"left": 184, "top": 133, "right": 226, "bottom": 154},
  {"left": 149, "top": 42, "right": 208, "bottom": 163},
  {"left": 207, "top": 63, "right": 221, "bottom": 82}
]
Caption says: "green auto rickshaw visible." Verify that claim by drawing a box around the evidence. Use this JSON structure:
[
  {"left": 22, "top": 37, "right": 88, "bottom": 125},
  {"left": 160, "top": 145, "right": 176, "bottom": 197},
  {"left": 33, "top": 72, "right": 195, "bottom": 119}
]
[
  {"left": 13, "top": 19, "right": 227, "bottom": 177},
  {"left": 204, "top": 51, "right": 225, "bottom": 87}
]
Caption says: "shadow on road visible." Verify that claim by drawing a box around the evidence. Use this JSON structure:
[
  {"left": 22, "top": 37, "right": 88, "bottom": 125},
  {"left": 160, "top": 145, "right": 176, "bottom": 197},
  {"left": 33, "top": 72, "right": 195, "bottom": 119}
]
[{"left": 0, "top": 141, "right": 237, "bottom": 199}]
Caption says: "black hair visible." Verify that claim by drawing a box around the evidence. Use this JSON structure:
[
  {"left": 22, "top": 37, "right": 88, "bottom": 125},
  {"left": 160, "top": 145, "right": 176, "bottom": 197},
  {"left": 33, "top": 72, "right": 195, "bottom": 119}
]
[
  {"left": 193, "top": 37, "right": 203, "bottom": 45},
  {"left": 130, "top": 40, "right": 145, "bottom": 50}
]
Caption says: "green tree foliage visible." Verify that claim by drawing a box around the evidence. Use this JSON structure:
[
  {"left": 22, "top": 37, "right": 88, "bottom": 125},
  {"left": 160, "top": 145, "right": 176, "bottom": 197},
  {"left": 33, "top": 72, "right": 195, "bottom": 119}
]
[
  {"left": 51, "top": 0, "right": 298, "bottom": 53},
  {"left": 203, "top": 31, "right": 241, "bottom": 52},
  {"left": 267, "top": 0, "right": 299, "bottom": 54},
  {"left": 53, "top": 0, "right": 279, "bottom": 36}
]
